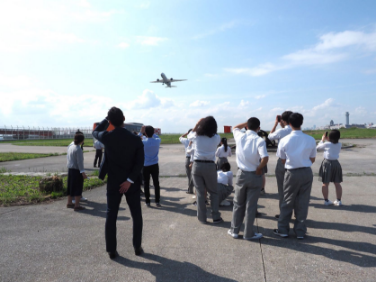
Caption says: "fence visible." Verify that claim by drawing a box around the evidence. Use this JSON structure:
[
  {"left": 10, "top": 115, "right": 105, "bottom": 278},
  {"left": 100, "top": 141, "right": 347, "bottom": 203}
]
[{"left": 0, "top": 126, "right": 93, "bottom": 141}]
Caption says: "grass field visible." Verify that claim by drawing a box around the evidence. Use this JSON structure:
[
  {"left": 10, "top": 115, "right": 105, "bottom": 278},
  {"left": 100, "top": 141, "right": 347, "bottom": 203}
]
[
  {"left": 0, "top": 128, "right": 374, "bottom": 147},
  {"left": 0, "top": 152, "right": 61, "bottom": 162},
  {"left": 0, "top": 174, "right": 106, "bottom": 206}
]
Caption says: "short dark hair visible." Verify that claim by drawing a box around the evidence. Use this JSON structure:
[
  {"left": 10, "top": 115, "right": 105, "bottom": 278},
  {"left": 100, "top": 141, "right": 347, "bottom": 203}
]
[
  {"left": 220, "top": 162, "right": 231, "bottom": 172},
  {"left": 281, "top": 111, "right": 293, "bottom": 122},
  {"left": 196, "top": 116, "right": 217, "bottom": 137},
  {"left": 145, "top": 126, "right": 154, "bottom": 138},
  {"left": 288, "top": 113, "right": 303, "bottom": 128},
  {"left": 247, "top": 117, "right": 260, "bottom": 131},
  {"left": 107, "top": 107, "right": 124, "bottom": 127},
  {"left": 188, "top": 128, "right": 193, "bottom": 134},
  {"left": 74, "top": 130, "right": 85, "bottom": 145},
  {"left": 329, "top": 129, "right": 340, "bottom": 144}
]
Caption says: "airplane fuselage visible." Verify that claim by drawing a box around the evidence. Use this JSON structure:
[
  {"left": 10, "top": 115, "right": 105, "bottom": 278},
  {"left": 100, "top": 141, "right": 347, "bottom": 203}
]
[{"left": 161, "top": 73, "right": 171, "bottom": 87}]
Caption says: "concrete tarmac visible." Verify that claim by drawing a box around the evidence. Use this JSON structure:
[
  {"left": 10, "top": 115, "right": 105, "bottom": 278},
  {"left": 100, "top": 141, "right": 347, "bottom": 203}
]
[{"left": 1, "top": 139, "right": 376, "bottom": 281}]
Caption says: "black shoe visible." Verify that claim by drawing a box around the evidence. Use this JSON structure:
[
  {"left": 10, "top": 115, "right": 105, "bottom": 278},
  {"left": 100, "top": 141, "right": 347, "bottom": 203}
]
[
  {"left": 108, "top": 251, "right": 119, "bottom": 259},
  {"left": 186, "top": 191, "right": 194, "bottom": 194},
  {"left": 275, "top": 214, "right": 280, "bottom": 219},
  {"left": 255, "top": 211, "right": 262, "bottom": 218},
  {"left": 205, "top": 200, "right": 209, "bottom": 205},
  {"left": 93, "top": 165, "right": 96, "bottom": 168},
  {"left": 145, "top": 203, "right": 151, "bottom": 207},
  {"left": 192, "top": 201, "right": 197, "bottom": 206},
  {"left": 213, "top": 218, "right": 224, "bottom": 224},
  {"left": 156, "top": 202, "right": 161, "bottom": 207},
  {"left": 135, "top": 247, "right": 144, "bottom": 256}
]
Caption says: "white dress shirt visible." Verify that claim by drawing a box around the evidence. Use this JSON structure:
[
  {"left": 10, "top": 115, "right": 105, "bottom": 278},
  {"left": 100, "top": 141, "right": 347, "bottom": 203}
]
[
  {"left": 217, "top": 170, "right": 233, "bottom": 186},
  {"left": 94, "top": 140, "right": 104, "bottom": 150},
  {"left": 215, "top": 145, "right": 232, "bottom": 158},
  {"left": 186, "top": 143, "right": 195, "bottom": 163},
  {"left": 179, "top": 137, "right": 190, "bottom": 157},
  {"left": 187, "top": 132, "right": 221, "bottom": 162},
  {"left": 277, "top": 130, "right": 317, "bottom": 169},
  {"left": 233, "top": 128, "right": 268, "bottom": 172},
  {"left": 316, "top": 141, "right": 341, "bottom": 160},
  {"left": 268, "top": 125, "right": 292, "bottom": 141}
]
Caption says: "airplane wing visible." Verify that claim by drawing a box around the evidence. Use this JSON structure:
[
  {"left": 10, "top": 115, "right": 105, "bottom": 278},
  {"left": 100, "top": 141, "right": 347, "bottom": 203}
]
[
  {"left": 150, "top": 80, "right": 164, "bottom": 83},
  {"left": 170, "top": 79, "right": 187, "bottom": 82}
]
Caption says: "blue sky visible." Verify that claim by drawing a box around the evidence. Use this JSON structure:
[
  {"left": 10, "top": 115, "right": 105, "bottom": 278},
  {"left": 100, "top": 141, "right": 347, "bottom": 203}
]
[{"left": 0, "top": 0, "right": 376, "bottom": 132}]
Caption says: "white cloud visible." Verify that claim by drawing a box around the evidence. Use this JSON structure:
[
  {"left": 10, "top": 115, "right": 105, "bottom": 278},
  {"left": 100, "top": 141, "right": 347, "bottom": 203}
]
[
  {"left": 312, "top": 98, "right": 336, "bottom": 111},
  {"left": 126, "top": 89, "right": 174, "bottom": 110},
  {"left": 255, "top": 94, "right": 267, "bottom": 99},
  {"left": 225, "top": 29, "right": 376, "bottom": 77},
  {"left": 238, "top": 100, "right": 249, "bottom": 108},
  {"left": 116, "top": 42, "right": 130, "bottom": 49},
  {"left": 190, "top": 100, "right": 210, "bottom": 107},
  {"left": 136, "top": 36, "right": 168, "bottom": 46}
]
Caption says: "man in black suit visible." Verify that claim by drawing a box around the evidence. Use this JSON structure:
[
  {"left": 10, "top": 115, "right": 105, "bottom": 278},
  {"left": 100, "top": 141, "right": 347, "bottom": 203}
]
[{"left": 93, "top": 107, "right": 144, "bottom": 259}]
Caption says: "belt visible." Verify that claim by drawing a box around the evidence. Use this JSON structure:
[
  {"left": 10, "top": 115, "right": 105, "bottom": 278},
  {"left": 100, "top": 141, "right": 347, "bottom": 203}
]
[
  {"left": 194, "top": 160, "right": 214, "bottom": 163},
  {"left": 285, "top": 167, "right": 308, "bottom": 172},
  {"left": 186, "top": 156, "right": 191, "bottom": 158}
]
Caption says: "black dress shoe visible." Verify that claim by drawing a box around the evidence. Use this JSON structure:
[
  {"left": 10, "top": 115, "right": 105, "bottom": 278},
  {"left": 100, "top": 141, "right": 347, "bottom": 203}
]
[
  {"left": 255, "top": 210, "right": 262, "bottom": 218},
  {"left": 275, "top": 214, "right": 280, "bottom": 219},
  {"left": 135, "top": 247, "right": 144, "bottom": 256},
  {"left": 108, "top": 251, "right": 119, "bottom": 259}
]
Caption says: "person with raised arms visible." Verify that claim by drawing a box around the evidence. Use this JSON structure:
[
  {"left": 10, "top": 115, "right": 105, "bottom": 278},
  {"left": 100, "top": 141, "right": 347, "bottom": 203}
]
[
  {"left": 179, "top": 129, "right": 194, "bottom": 194},
  {"left": 228, "top": 117, "right": 269, "bottom": 240},
  {"left": 268, "top": 111, "right": 293, "bottom": 218},
  {"left": 188, "top": 116, "right": 223, "bottom": 224}
]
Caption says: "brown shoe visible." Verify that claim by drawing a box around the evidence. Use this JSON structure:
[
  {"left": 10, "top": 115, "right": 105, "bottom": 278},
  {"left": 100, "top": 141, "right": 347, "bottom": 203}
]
[
  {"left": 74, "top": 206, "right": 86, "bottom": 211},
  {"left": 67, "top": 204, "right": 75, "bottom": 209}
]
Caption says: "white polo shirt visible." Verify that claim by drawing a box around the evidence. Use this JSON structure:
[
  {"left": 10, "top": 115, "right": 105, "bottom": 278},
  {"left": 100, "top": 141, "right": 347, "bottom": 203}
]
[
  {"left": 316, "top": 141, "right": 341, "bottom": 160},
  {"left": 277, "top": 130, "right": 317, "bottom": 169},
  {"left": 215, "top": 145, "right": 232, "bottom": 158},
  {"left": 179, "top": 137, "right": 190, "bottom": 157},
  {"left": 187, "top": 131, "right": 221, "bottom": 162},
  {"left": 268, "top": 125, "right": 292, "bottom": 141},
  {"left": 217, "top": 170, "right": 233, "bottom": 186},
  {"left": 233, "top": 128, "right": 268, "bottom": 172}
]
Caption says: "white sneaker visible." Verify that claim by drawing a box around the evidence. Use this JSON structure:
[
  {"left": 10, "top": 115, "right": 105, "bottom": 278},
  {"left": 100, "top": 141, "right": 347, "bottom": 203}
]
[
  {"left": 227, "top": 229, "right": 239, "bottom": 239},
  {"left": 244, "top": 233, "right": 263, "bottom": 240},
  {"left": 192, "top": 195, "right": 196, "bottom": 199},
  {"left": 81, "top": 197, "right": 88, "bottom": 202},
  {"left": 333, "top": 200, "right": 342, "bottom": 206},
  {"left": 324, "top": 200, "right": 333, "bottom": 206},
  {"left": 72, "top": 200, "right": 75, "bottom": 204},
  {"left": 220, "top": 200, "right": 231, "bottom": 206}
]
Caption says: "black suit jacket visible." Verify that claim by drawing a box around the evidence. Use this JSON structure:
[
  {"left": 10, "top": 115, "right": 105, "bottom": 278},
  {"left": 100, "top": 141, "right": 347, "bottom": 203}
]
[{"left": 92, "top": 119, "right": 144, "bottom": 189}]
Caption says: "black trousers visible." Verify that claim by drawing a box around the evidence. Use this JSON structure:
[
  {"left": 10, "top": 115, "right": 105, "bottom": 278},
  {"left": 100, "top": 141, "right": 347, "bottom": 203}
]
[
  {"left": 143, "top": 163, "right": 160, "bottom": 204},
  {"left": 105, "top": 182, "right": 143, "bottom": 253},
  {"left": 94, "top": 149, "right": 103, "bottom": 167}
]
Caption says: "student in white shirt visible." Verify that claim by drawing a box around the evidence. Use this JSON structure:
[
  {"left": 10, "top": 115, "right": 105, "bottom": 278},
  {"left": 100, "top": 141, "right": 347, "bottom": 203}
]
[
  {"left": 217, "top": 162, "right": 233, "bottom": 207},
  {"left": 274, "top": 113, "right": 316, "bottom": 240},
  {"left": 215, "top": 137, "right": 232, "bottom": 169},
  {"left": 93, "top": 139, "right": 105, "bottom": 168},
  {"left": 228, "top": 117, "right": 269, "bottom": 240},
  {"left": 188, "top": 116, "right": 223, "bottom": 224},
  {"left": 179, "top": 129, "right": 194, "bottom": 194},
  {"left": 316, "top": 130, "right": 343, "bottom": 206},
  {"left": 268, "top": 111, "right": 293, "bottom": 218}
]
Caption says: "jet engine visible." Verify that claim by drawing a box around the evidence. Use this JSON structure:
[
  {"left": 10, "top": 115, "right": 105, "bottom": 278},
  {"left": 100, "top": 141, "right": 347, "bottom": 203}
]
[
  {"left": 157, "top": 79, "right": 160, "bottom": 81},
  {"left": 171, "top": 78, "right": 173, "bottom": 80}
]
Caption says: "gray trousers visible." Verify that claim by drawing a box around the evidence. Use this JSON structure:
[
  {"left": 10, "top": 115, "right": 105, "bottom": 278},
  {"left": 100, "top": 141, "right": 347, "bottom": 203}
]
[
  {"left": 185, "top": 157, "right": 194, "bottom": 193},
  {"left": 278, "top": 167, "right": 313, "bottom": 237},
  {"left": 231, "top": 170, "right": 262, "bottom": 238},
  {"left": 216, "top": 157, "right": 228, "bottom": 170},
  {"left": 192, "top": 162, "right": 221, "bottom": 222},
  {"left": 275, "top": 158, "right": 285, "bottom": 209},
  {"left": 217, "top": 183, "right": 233, "bottom": 203}
]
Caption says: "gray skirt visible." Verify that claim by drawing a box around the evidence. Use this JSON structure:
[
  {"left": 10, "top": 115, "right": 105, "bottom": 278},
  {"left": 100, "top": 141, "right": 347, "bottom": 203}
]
[
  {"left": 216, "top": 157, "right": 229, "bottom": 170},
  {"left": 319, "top": 159, "right": 343, "bottom": 183}
]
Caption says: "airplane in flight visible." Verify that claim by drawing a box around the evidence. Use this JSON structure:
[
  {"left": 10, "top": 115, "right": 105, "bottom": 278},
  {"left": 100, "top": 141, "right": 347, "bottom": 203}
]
[{"left": 150, "top": 73, "right": 187, "bottom": 88}]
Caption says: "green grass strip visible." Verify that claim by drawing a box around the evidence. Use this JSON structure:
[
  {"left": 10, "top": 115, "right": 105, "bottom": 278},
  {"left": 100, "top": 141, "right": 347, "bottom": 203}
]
[{"left": 0, "top": 152, "right": 63, "bottom": 162}]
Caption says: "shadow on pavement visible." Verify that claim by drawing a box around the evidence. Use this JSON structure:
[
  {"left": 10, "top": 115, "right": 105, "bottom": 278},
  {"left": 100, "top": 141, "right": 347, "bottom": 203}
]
[
  {"left": 114, "top": 253, "right": 237, "bottom": 282},
  {"left": 310, "top": 203, "right": 376, "bottom": 214},
  {"left": 79, "top": 201, "right": 129, "bottom": 221}
]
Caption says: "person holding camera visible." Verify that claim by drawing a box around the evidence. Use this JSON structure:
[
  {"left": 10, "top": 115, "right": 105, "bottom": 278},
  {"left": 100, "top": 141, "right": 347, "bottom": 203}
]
[
  {"left": 268, "top": 111, "right": 293, "bottom": 219},
  {"left": 139, "top": 125, "right": 162, "bottom": 207},
  {"left": 179, "top": 129, "right": 195, "bottom": 194},
  {"left": 227, "top": 118, "right": 268, "bottom": 240},
  {"left": 188, "top": 116, "right": 223, "bottom": 224}
]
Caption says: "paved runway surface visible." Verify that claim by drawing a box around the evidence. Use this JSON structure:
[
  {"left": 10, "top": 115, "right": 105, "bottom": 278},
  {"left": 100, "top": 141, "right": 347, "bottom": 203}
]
[{"left": 1, "top": 139, "right": 376, "bottom": 281}]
